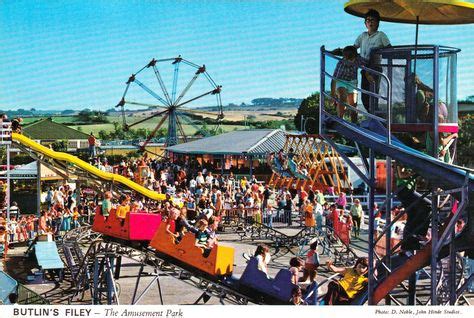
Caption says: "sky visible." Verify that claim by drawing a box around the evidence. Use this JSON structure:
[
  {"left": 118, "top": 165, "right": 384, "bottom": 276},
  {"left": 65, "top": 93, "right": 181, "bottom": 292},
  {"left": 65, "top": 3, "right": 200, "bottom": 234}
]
[{"left": 1, "top": 0, "right": 473, "bottom": 111}]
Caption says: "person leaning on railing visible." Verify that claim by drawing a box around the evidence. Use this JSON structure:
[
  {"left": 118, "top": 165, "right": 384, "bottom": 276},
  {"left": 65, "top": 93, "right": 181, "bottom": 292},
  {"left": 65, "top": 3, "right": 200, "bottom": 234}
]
[{"left": 330, "top": 45, "right": 366, "bottom": 123}]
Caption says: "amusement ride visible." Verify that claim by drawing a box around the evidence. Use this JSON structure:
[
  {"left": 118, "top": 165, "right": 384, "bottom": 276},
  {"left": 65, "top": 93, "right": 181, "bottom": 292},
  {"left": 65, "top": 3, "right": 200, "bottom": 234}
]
[
  {"left": 115, "top": 56, "right": 224, "bottom": 148},
  {"left": 1, "top": 0, "right": 474, "bottom": 307}
]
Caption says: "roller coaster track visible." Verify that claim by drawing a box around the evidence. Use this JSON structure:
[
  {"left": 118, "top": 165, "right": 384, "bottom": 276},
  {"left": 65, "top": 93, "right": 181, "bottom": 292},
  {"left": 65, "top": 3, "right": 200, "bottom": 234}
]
[
  {"left": 223, "top": 216, "right": 358, "bottom": 266},
  {"left": 61, "top": 227, "right": 262, "bottom": 305}
]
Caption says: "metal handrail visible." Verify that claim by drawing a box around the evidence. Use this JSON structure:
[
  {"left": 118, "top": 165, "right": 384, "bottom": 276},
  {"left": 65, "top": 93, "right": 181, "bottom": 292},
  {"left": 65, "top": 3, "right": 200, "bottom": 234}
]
[{"left": 320, "top": 46, "right": 393, "bottom": 145}]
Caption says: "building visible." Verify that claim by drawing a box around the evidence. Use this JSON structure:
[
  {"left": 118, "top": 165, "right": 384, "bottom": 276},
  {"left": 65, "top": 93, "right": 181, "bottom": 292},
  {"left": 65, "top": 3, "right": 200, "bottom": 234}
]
[
  {"left": 22, "top": 118, "right": 89, "bottom": 151},
  {"left": 166, "top": 129, "right": 286, "bottom": 178},
  {"left": 459, "top": 102, "right": 474, "bottom": 114}
]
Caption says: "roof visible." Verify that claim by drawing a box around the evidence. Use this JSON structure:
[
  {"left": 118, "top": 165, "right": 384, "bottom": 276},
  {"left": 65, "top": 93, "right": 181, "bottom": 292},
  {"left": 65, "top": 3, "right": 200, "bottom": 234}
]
[
  {"left": 0, "top": 161, "right": 64, "bottom": 180},
  {"left": 23, "top": 118, "right": 89, "bottom": 140},
  {"left": 167, "top": 129, "right": 286, "bottom": 156}
]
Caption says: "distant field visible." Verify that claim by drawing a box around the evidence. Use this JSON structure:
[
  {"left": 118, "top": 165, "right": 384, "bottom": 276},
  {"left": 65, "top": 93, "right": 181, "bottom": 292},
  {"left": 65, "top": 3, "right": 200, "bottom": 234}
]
[
  {"left": 223, "top": 110, "right": 296, "bottom": 121},
  {"left": 68, "top": 122, "right": 247, "bottom": 136},
  {"left": 106, "top": 107, "right": 297, "bottom": 122},
  {"left": 22, "top": 116, "right": 78, "bottom": 124},
  {"left": 23, "top": 107, "right": 293, "bottom": 137}
]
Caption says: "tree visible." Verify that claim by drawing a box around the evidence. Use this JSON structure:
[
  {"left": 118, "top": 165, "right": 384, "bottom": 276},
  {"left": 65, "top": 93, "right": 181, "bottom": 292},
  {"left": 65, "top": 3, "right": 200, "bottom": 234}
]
[
  {"left": 51, "top": 140, "right": 68, "bottom": 152},
  {"left": 78, "top": 110, "right": 91, "bottom": 122},
  {"left": 77, "top": 110, "right": 109, "bottom": 123},
  {"left": 61, "top": 109, "right": 76, "bottom": 115},
  {"left": 98, "top": 129, "right": 109, "bottom": 140},
  {"left": 457, "top": 114, "right": 474, "bottom": 168},
  {"left": 294, "top": 92, "right": 320, "bottom": 134}
]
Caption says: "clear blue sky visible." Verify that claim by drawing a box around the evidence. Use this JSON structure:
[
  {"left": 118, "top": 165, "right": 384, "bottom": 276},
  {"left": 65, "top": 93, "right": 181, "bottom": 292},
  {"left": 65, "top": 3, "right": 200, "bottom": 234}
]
[{"left": 1, "top": 0, "right": 473, "bottom": 111}]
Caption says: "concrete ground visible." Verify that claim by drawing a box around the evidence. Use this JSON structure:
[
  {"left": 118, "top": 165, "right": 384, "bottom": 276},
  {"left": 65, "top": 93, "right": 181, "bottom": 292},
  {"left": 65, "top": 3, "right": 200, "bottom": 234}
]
[
  {"left": 2, "top": 222, "right": 473, "bottom": 305},
  {"left": 1, "top": 226, "right": 339, "bottom": 305}
]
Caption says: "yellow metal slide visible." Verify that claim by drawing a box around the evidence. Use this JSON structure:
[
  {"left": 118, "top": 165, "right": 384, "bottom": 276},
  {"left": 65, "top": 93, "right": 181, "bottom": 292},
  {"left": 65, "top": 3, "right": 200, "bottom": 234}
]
[{"left": 12, "top": 133, "right": 167, "bottom": 201}]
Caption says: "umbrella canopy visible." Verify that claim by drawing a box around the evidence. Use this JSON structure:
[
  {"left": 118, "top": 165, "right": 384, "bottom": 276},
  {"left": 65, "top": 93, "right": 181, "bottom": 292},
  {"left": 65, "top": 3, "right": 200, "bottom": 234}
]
[
  {"left": 344, "top": 0, "right": 474, "bottom": 73},
  {"left": 344, "top": 0, "right": 474, "bottom": 25}
]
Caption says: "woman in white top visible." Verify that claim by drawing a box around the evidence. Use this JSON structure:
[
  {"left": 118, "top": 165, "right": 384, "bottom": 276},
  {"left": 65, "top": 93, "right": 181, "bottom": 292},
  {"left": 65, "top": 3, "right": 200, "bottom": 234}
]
[{"left": 254, "top": 244, "right": 271, "bottom": 278}]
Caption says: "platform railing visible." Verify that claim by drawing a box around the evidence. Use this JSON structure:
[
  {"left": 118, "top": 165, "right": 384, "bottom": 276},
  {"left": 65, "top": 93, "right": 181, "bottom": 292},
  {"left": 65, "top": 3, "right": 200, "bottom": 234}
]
[
  {"left": 319, "top": 46, "right": 392, "bottom": 144},
  {"left": 0, "top": 122, "right": 12, "bottom": 145}
]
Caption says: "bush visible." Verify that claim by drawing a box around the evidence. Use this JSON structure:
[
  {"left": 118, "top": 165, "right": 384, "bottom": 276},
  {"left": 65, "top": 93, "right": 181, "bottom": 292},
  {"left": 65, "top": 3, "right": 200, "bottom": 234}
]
[{"left": 457, "top": 114, "right": 474, "bottom": 168}]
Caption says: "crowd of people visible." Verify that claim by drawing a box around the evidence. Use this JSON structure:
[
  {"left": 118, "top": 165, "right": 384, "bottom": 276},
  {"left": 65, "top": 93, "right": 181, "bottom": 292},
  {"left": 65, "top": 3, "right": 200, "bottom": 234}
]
[
  {"left": 90, "top": 152, "right": 375, "bottom": 239},
  {"left": 0, "top": 152, "right": 377, "bottom": 249},
  {"left": 0, "top": 7, "right": 472, "bottom": 305},
  {"left": 0, "top": 184, "right": 97, "bottom": 249}
]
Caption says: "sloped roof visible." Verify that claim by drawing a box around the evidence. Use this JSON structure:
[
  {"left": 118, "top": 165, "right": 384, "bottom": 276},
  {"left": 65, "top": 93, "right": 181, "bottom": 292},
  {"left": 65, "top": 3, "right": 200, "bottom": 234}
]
[
  {"left": 167, "top": 129, "right": 286, "bottom": 156},
  {"left": 23, "top": 118, "right": 89, "bottom": 140},
  {"left": 0, "top": 161, "right": 64, "bottom": 180}
]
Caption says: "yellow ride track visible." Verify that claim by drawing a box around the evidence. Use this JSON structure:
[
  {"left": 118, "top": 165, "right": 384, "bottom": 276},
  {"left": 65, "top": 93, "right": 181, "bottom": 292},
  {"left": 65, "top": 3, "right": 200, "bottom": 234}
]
[{"left": 12, "top": 133, "right": 167, "bottom": 202}]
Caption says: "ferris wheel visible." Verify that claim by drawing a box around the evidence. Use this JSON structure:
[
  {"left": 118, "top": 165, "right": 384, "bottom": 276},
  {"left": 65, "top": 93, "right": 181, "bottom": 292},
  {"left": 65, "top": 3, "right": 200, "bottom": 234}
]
[{"left": 116, "top": 56, "right": 224, "bottom": 148}]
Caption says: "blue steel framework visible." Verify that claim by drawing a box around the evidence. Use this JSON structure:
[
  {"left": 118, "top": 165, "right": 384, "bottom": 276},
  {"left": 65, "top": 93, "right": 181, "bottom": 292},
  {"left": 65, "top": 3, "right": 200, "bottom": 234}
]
[{"left": 319, "top": 45, "right": 473, "bottom": 305}]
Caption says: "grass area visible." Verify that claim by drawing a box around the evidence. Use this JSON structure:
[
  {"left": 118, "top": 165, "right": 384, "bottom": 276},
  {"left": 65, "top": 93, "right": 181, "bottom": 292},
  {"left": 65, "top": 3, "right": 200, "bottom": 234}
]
[
  {"left": 23, "top": 109, "right": 290, "bottom": 138},
  {"left": 223, "top": 110, "right": 296, "bottom": 121},
  {"left": 68, "top": 122, "right": 247, "bottom": 136},
  {"left": 22, "top": 116, "right": 78, "bottom": 124}
]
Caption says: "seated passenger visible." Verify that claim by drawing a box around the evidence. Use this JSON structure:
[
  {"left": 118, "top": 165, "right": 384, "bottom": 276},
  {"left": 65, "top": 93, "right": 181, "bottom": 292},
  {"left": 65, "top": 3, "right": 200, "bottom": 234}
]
[
  {"left": 206, "top": 216, "right": 218, "bottom": 248},
  {"left": 254, "top": 244, "right": 271, "bottom": 278},
  {"left": 166, "top": 208, "right": 180, "bottom": 242},
  {"left": 303, "top": 270, "right": 319, "bottom": 305},
  {"left": 322, "top": 257, "right": 368, "bottom": 305},
  {"left": 289, "top": 257, "right": 304, "bottom": 285},
  {"left": 195, "top": 219, "right": 211, "bottom": 256},
  {"left": 101, "top": 191, "right": 113, "bottom": 221},
  {"left": 116, "top": 195, "right": 131, "bottom": 226},
  {"left": 130, "top": 201, "right": 141, "bottom": 213},
  {"left": 290, "top": 286, "right": 307, "bottom": 305},
  {"left": 175, "top": 207, "right": 195, "bottom": 243}
]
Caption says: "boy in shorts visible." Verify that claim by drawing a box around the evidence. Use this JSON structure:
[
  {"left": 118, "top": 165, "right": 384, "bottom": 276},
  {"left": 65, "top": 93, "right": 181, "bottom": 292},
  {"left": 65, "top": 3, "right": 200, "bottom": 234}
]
[{"left": 331, "top": 45, "right": 365, "bottom": 123}]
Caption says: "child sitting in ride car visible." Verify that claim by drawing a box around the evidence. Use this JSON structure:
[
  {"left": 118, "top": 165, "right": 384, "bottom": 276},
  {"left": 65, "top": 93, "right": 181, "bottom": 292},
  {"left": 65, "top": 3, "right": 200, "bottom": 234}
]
[
  {"left": 195, "top": 219, "right": 212, "bottom": 257},
  {"left": 289, "top": 257, "right": 304, "bottom": 285},
  {"left": 195, "top": 219, "right": 210, "bottom": 247},
  {"left": 206, "top": 216, "right": 219, "bottom": 248}
]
